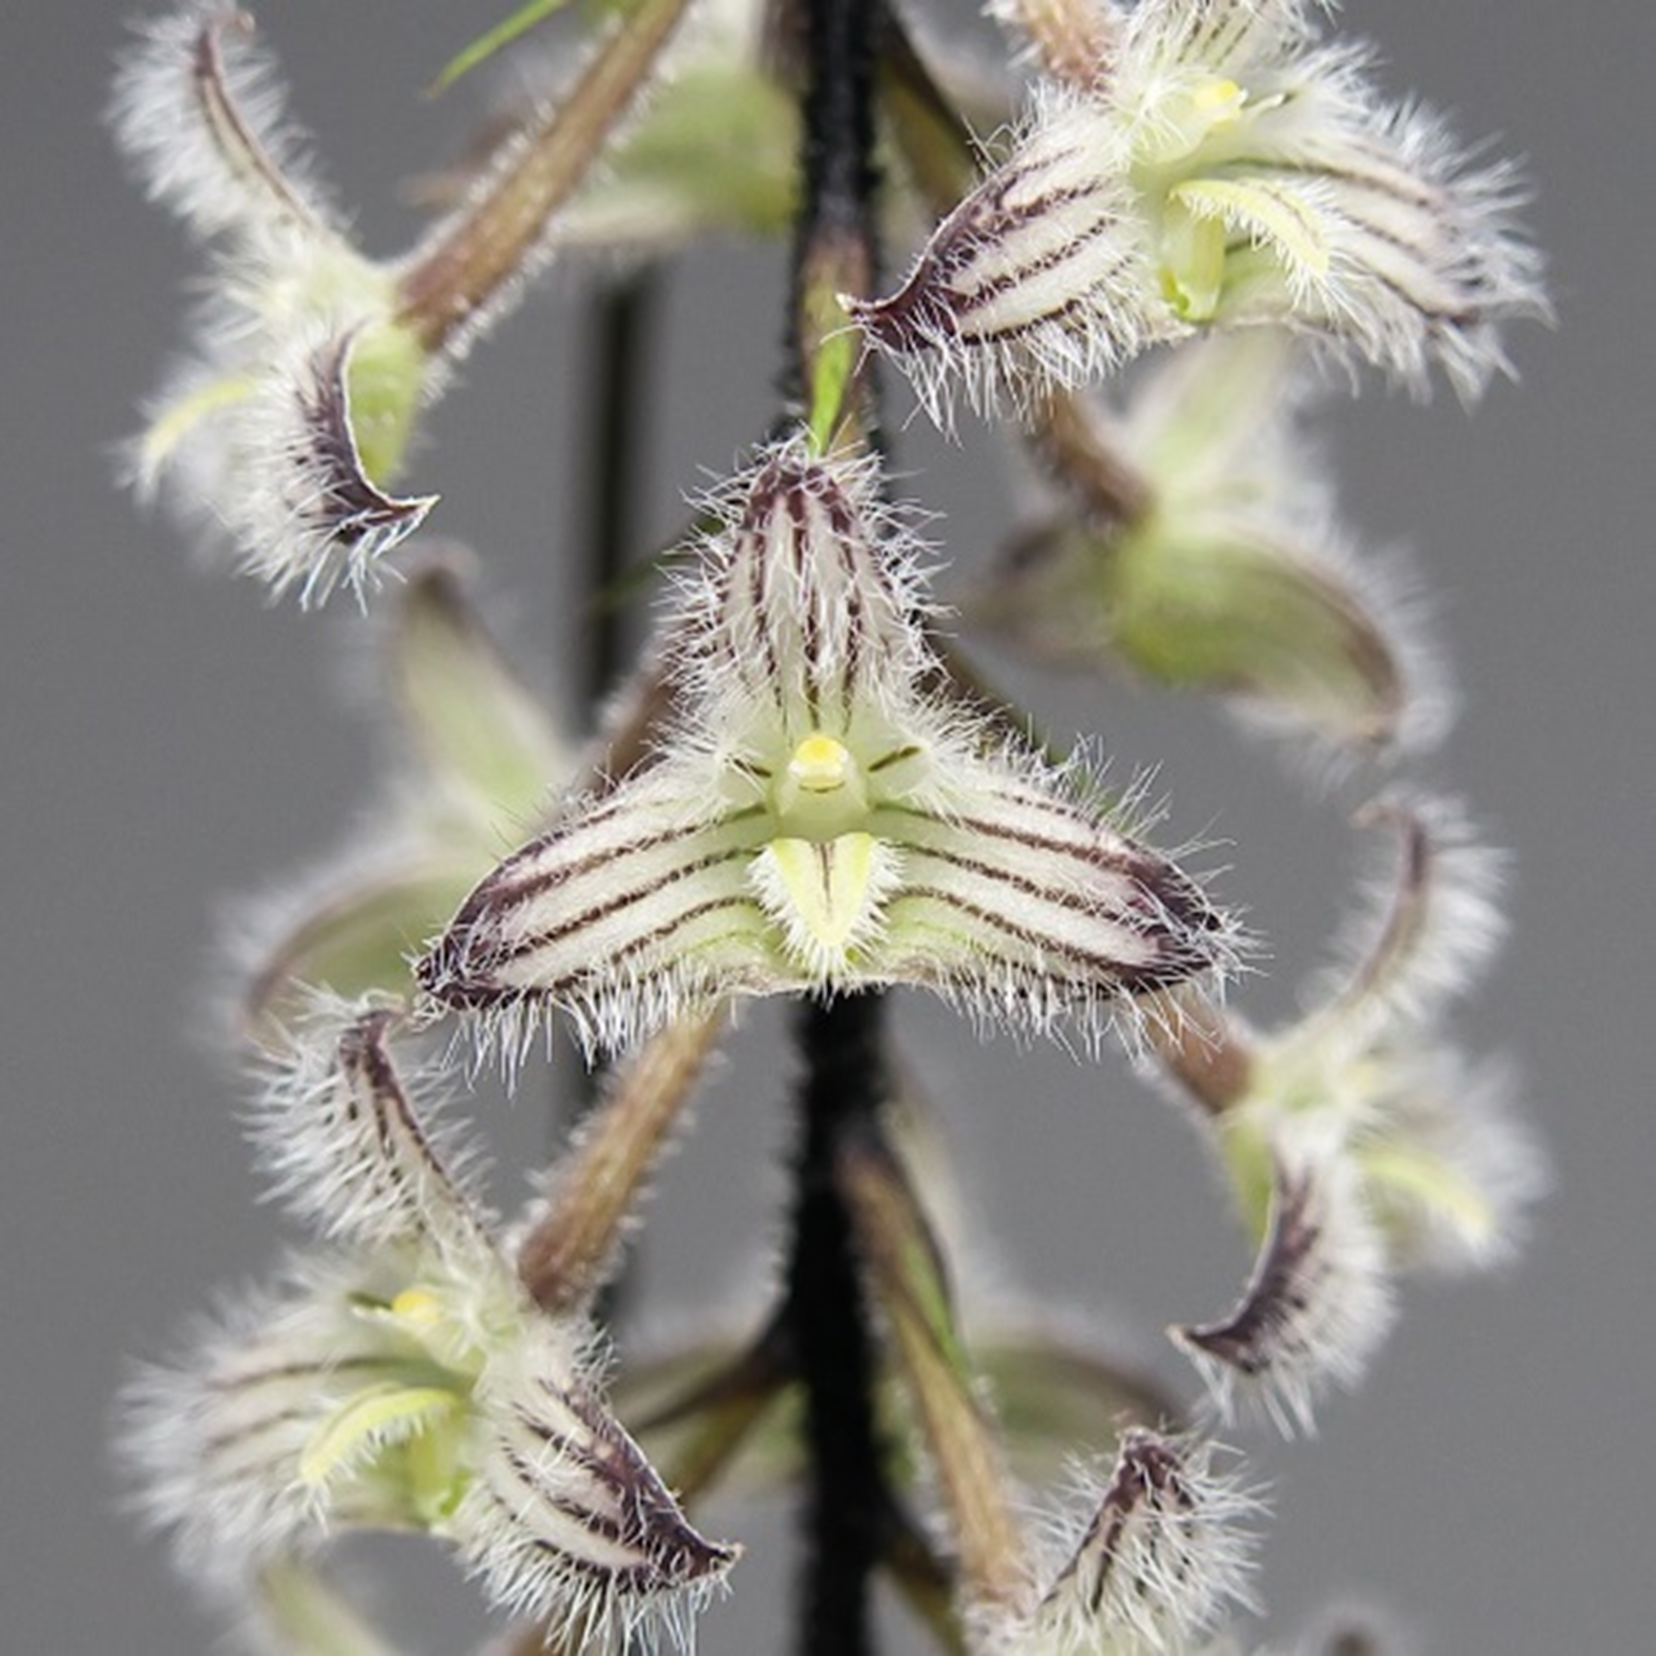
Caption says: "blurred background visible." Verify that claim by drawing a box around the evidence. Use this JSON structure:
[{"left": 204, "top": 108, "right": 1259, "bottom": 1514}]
[{"left": 2, "top": 2, "right": 1651, "bottom": 1651}]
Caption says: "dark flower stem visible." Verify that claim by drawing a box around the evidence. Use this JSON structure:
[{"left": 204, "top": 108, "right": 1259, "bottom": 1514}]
[
  {"left": 783, "top": 995, "right": 889, "bottom": 1656},
  {"left": 789, "top": 0, "right": 882, "bottom": 424},
  {"left": 560, "top": 275, "right": 658, "bottom": 1315},
  {"left": 782, "top": 0, "right": 890, "bottom": 1648},
  {"left": 579, "top": 270, "right": 658, "bottom": 708},
  {"left": 797, "top": 0, "right": 877, "bottom": 252}
]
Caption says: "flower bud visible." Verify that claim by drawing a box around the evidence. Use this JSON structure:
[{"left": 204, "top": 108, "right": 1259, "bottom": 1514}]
[
  {"left": 995, "top": 1430, "right": 1260, "bottom": 1654},
  {"left": 980, "top": 333, "right": 1446, "bottom": 755}
]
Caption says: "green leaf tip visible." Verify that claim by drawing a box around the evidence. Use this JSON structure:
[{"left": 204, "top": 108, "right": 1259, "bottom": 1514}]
[
  {"left": 807, "top": 328, "right": 859, "bottom": 453},
  {"left": 432, "top": 0, "right": 579, "bottom": 92}
]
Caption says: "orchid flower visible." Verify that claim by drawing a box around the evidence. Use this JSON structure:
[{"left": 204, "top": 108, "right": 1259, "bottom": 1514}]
[
  {"left": 850, "top": 0, "right": 1545, "bottom": 418},
  {"left": 419, "top": 439, "right": 1235, "bottom": 1058},
  {"left": 975, "top": 332, "right": 1447, "bottom": 760},
  {"left": 1157, "top": 800, "right": 1545, "bottom": 1432},
  {"left": 120, "top": 1007, "right": 734, "bottom": 1650},
  {"left": 112, "top": 0, "right": 688, "bottom": 602}
]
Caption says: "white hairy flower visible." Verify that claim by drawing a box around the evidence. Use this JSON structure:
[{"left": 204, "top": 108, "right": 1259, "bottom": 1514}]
[
  {"left": 112, "top": 0, "right": 689, "bottom": 602},
  {"left": 977, "top": 332, "right": 1450, "bottom": 759},
  {"left": 119, "top": 1007, "right": 734, "bottom": 1650},
  {"left": 989, "top": 1429, "right": 1261, "bottom": 1654},
  {"left": 1164, "top": 798, "right": 1545, "bottom": 1431},
  {"left": 418, "top": 438, "right": 1235, "bottom": 1059},
  {"left": 850, "top": 0, "right": 1545, "bottom": 418},
  {"left": 112, "top": 5, "right": 437, "bottom": 602}
]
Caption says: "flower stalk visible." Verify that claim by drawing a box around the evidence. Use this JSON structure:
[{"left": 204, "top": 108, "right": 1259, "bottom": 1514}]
[
  {"left": 838, "top": 1127, "right": 1031, "bottom": 1615},
  {"left": 784, "top": 0, "right": 892, "bottom": 1646},
  {"left": 397, "top": 0, "right": 692, "bottom": 355},
  {"left": 518, "top": 1008, "right": 726, "bottom": 1313},
  {"left": 783, "top": 996, "right": 891, "bottom": 1655}
]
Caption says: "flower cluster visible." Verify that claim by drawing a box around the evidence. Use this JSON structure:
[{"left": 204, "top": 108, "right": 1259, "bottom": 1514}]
[{"left": 110, "top": 1, "right": 1546, "bottom": 1652}]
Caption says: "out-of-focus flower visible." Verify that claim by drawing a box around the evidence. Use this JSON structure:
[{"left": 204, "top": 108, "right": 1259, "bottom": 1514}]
[
  {"left": 1156, "top": 799, "right": 1545, "bottom": 1431},
  {"left": 419, "top": 438, "right": 1236, "bottom": 1059},
  {"left": 235, "top": 555, "right": 569, "bottom": 1048},
  {"left": 556, "top": 0, "right": 799, "bottom": 253},
  {"left": 976, "top": 332, "right": 1446, "bottom": 758},
  {"left": 415, "top": 0, "right": 800, "bottom": 257},
  {"left": 850, "top": 0, "right": 1545, "bottom": 418},
  {"left": 120, "top": 1006, "right": 735, "bottom": 1650},
  {"left": 112, "top": 0, "right": 689, "bottom": 602}
]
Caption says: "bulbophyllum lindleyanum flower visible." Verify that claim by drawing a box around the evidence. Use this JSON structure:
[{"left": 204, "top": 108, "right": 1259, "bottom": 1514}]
[
  {"left": 849, "top": 0, "right": 1545, "bottom": 419},
  {"left": 418, "top": 438, "right": 1235, "bottom": 1059},
  {"left": 974, "top": 332, "right": 1445, "bottom": 759},
  {"left": 1155, "top": 798, "right": 1545, "bottom": 1433},
  {"left": 120, "top": 1006, "right": 735, "bottom": 1650},
  {"left": 112, "top": 0, "right": 688, "bottom": 603}
]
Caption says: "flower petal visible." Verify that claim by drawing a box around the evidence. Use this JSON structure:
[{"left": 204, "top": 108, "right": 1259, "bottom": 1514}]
[
  {"left": 240, "top": 852, "right": 486, "bottom": 1047},
  {"left": 119, "top": 1271, "right": 420, "bottom": 1582},
  {"left": 1353, "top": 1047, "right": 1546, "bottom": 1277},
  {"left": 417, "top": 767, "right": 781, "bottom": 1056},
  {"left": 1009, "top": 1430, "right": 1260, "bottom": 1656},
  {"left": 243, "top": 325, "right": 438, "bottom": 606},
  {"left": 847, "top": 93, "right": 1151, "bottom": 419},
  {"left": 682, "top": 443, "right": 932, "bottom": 731},
  {"left": 750, "top": 833, "right": 903, "bottom": 976},
  {"left": 877, "top": 766, "right": 1234, "bottom": 1032},
  {"left": 457, "top": 1322, "right": 738, "bottom": 1645},
  {"left": 251, "top": 1006, "right": 497, "bottom": 1260},
  {"left": 110, "top": 2, "right": 341, "bottom": 245},
  {"left": 1174, "top": 1150, "right": 1395, "bottom": 1435},
  {"left": 1170, "top": 172, "right": 1334, "bottom": 308},
  {"left": 1302, "top": 796, "right": 1508, "bottom": 1050}
]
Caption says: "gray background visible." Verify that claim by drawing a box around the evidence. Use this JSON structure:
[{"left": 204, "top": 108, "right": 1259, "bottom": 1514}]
[{"left": 3, "top": 2, "right": 1651, "bottom": 1651}]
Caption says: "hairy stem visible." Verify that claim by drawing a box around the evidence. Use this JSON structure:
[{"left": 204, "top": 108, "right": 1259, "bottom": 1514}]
[
  {"left": 782, "top": 0, "right": 890, "bottom": 1642},
  {"left": 784, "top": 995, "right": 889, "bottom": 1656},
  {"left": 790, "top": 0, "right": 882, "bottom": 437},
  {"left": 398, "top": 0, "right": 688, "bottom": 350}
]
